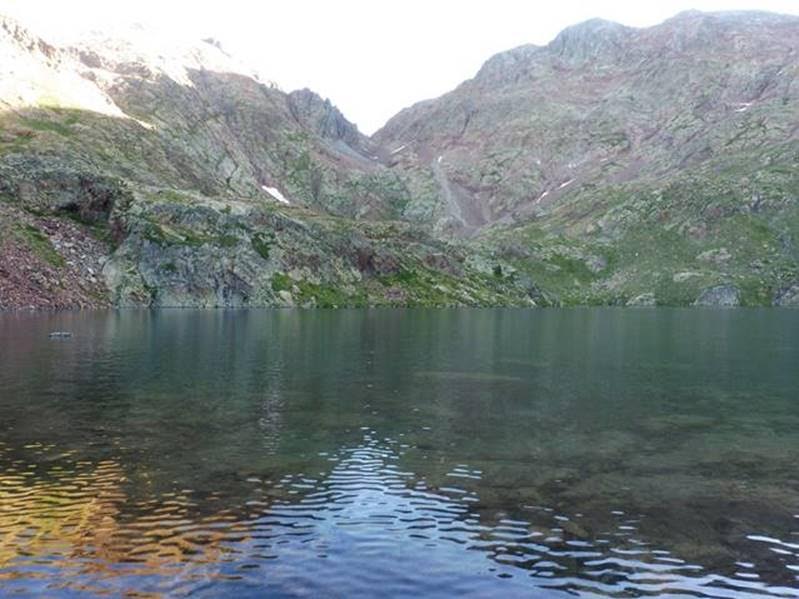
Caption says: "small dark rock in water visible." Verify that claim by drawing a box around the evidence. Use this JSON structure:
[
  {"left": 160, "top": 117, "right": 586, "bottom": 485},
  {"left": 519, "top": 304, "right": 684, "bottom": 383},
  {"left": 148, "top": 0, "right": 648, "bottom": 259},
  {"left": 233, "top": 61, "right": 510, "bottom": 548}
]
[{"left": 48, "top": 331, "right": 73, "bottom": 338}]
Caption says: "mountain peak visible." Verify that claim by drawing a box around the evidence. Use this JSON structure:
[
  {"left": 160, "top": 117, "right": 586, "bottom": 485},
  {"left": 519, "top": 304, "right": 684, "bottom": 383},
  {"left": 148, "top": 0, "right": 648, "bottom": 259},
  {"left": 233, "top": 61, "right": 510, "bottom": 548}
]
[
  {"left": 547, "top": 18, "right": 634, "bottom": 62},
  {"left": 288, "top": 88, "right": 367, "bottom": 151},
  {"left": 474, "top": 44, "right": 541, "bottom": 84},
  {"left": 0, "top": 12, "right": 57, "bottom": 60}
]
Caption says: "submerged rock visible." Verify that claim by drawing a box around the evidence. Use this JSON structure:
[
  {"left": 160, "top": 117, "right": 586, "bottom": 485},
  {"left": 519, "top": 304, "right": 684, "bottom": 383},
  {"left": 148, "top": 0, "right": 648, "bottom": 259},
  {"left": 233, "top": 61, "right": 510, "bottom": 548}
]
[{"left": 693, "top": 285, "right": 740, "bottom": 307}]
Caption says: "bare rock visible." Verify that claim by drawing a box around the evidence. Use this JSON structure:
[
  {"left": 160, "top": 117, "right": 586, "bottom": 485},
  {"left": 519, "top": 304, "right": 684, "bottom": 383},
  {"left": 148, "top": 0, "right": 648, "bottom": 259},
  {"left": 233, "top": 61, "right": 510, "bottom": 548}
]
[
  {"left": 694, "top": 284, "right": 740, "bottom": 307},
  {"left": 773, "top": 284, "right": 799, "bottom": 307}
]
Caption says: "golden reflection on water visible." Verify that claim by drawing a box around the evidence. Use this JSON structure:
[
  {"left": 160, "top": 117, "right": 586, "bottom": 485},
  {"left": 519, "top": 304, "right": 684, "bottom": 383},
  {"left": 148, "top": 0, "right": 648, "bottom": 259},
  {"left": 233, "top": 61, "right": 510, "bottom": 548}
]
[{"left": 0, "top": 443, "right": 243, "bottom": 592}]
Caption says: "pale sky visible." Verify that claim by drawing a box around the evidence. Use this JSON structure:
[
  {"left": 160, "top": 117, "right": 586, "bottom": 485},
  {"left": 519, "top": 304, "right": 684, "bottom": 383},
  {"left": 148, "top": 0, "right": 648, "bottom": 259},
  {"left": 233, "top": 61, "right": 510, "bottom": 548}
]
[{"left": 2, "top": 0, "right": 798, "bottom": 133}]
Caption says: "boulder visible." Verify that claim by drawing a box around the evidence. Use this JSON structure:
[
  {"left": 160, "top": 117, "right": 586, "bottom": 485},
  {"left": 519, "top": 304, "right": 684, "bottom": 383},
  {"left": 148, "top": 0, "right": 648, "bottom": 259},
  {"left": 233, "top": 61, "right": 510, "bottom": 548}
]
[
  {"left": 773, "top": 284, "right": 799, "bottom": 307},
  {"left": 584, "top": 255, "right": 608, "bottom": 274},
  {"left": 696, "top": 247, "right": 732, "bottom": 265},
  {"left": 627, "top": 292, "right": 656, "bottom": 307},
  {"left": 694, "top": 284, "right": 740, "bottom": 307}
]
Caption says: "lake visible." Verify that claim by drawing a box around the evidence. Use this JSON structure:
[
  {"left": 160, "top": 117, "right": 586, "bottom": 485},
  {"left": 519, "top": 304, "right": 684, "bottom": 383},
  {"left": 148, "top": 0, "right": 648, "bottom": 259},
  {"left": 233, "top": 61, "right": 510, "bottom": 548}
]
[{"left": 0, "top": 308, "right": 798, "bottom": 597}]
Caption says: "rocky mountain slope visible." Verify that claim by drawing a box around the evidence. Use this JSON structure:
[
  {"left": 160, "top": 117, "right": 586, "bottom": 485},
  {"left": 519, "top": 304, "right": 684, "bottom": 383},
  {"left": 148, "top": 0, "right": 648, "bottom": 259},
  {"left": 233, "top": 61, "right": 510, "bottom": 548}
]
[
  {"left": 1, "top": 11, "right": 798, "bottom": 308},
  {"left": 377, "top": 11, "right": 799, "bottom": 228},
  {"left": 0, "top": 14, "right": 534, "bottom": 308},
  {"left": 375, "top": 11, "right": 799, "bottom": 305}
]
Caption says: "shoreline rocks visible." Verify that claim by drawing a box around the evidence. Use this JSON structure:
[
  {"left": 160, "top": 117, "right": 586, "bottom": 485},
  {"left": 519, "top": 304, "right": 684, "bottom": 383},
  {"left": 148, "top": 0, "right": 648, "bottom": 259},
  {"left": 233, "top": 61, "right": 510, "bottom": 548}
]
[{"left": 693, "top": 285, "right": 740, "bottom": 307}]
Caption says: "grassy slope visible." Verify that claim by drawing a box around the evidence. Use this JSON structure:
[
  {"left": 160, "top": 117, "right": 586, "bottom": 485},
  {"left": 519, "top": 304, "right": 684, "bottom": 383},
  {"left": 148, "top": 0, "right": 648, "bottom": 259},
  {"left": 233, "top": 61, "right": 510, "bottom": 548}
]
[{"left": 481, "top": 142, "right": 799, "bottom": 306}]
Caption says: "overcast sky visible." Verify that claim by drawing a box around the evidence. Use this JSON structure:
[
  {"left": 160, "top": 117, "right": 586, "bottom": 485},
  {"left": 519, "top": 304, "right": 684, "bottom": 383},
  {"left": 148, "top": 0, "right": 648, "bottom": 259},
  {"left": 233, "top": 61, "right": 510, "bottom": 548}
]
[{"left": 2, "top": 0, "right": 798, "bottom": 133}]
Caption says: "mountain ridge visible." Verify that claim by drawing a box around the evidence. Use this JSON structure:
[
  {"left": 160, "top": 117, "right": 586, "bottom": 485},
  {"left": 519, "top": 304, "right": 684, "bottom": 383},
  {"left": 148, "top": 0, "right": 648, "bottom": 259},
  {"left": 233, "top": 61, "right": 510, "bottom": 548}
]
[
  {"left": 374, "top": 9, "right": 798, "bottom": 228},
  {"left": 1, "top": 9, "right": 798, "bottom": 308}
]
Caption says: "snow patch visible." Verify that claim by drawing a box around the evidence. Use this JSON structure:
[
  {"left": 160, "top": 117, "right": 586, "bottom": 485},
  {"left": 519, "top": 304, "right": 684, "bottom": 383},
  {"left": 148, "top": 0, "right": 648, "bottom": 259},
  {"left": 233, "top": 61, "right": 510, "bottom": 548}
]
[
  {"left": 391, "top": 144, "right": 407, "bottom": 155},
  {"left": 437, "top": 155, "right": 443, "bottom": 164},
  {"left": 536, "top": 190, "right": 550, "bottom": 203},
  {"left": 558, "top": 179, "right": 575, "bottom": 189},
  {"left": 734, "top": 102, "right": 752, "bottom": 113},
  {"left": 262, "top": 185, "right": 290, "bottom": 204}
]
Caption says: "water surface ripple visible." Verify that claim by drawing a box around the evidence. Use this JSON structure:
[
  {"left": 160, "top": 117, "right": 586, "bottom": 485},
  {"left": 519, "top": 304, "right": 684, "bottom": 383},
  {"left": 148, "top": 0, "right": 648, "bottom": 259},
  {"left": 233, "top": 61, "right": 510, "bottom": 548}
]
[{"left": 1, "top": 308, "right": 798, "bottom": 597}]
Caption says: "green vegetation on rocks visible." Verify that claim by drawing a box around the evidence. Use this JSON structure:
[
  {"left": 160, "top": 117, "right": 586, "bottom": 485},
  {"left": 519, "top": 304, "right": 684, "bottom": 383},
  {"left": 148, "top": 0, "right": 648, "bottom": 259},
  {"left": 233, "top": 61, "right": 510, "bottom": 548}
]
[
  {"left": 14, "top": 223, "right": 64, "bottom": 267},
  {"left": 0, "top": 10, "right": 797, "bottom": 309}
]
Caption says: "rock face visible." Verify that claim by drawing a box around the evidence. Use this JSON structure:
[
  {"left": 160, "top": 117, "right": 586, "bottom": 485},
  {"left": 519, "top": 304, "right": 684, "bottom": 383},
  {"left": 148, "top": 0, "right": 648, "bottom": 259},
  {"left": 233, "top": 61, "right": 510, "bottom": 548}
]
[
  {"left": 773, "top": 284, "right": 799, "bottom": 306},
  {"left": 694, "top": 285, "right": 741, "bottom": 307},
  {"left": 288, "top": 89, "right": 370, "bottom": 151},
  {"left": 375, "top": 11, "right": 799, "bottom": 230},
  {"left": 101, "top": 192, "right": 535, "bottom": 308},
  {"left": 1, "top": 11, "right": 798, "bottom": 308},
  {"left": 548, "top": 19, "right": 635, "bottom": 63}
]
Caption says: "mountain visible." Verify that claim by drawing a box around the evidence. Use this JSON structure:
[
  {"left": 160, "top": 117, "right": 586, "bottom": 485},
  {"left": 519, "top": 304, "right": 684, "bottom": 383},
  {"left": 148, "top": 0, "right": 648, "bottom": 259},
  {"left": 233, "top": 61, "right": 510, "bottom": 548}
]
[
  {"left": 0, "top": 14, "right": 534, "bottom": 309},
  {"left": 0, "top": 16, "right": 407, "bottom": 217},
  {"left": 1, "top": 11, "right": 798, "bottom": 308},
  {"left": 376, "top": 11, "right": 798, "bottom": 228},
  {"left": 375, "top": 10, "right": 799, "bottom": 305}
]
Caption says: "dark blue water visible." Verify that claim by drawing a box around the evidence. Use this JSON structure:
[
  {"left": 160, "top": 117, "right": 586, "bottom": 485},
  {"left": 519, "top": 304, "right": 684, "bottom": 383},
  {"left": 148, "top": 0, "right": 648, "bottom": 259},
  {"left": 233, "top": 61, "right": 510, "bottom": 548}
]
[{"left": 0, "top": 308, "right": 798, "bottom": 597}]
